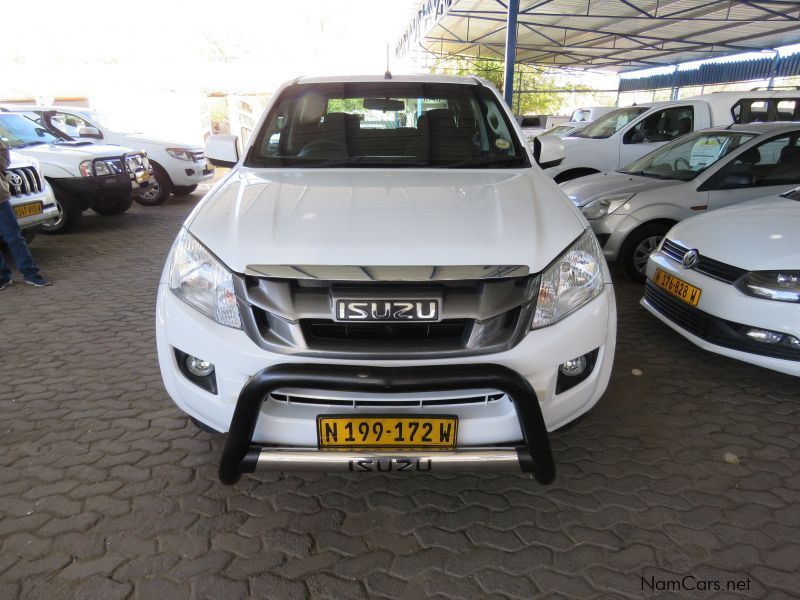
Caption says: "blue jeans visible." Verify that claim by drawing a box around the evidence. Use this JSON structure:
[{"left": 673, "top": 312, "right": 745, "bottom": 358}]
[{"left": 0, "top": 201, "right": 39, "bottom": 280}]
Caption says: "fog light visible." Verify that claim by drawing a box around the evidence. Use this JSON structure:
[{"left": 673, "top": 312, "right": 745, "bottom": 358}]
[
  {"left": 745, "top": 328, "right": 783, "bottom": 344},
  {"left": 186, "top": 355, "right": 214, "bottom": 377},
  {"left": 559, "top": 355, "right": 588, "bottom": 377}
]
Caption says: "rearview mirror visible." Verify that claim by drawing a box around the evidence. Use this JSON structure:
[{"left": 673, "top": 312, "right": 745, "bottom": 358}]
[
  {"left": 205, "top": 134, "right": 240, "bottom": 168},
  {"left": 78, "top": 126, "right": 102, "bottom": 139},
  {"left": 363, "top": 98, "right": 405, "bottom": 112}
]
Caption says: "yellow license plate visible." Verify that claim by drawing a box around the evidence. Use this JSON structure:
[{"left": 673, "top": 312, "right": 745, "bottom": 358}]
[
  {"left": 14, "top": 202, "right": 43, "bottom": 219},
  {"left": 318, "top": 415, "right": 458, "bottom": 449},
  {"left": 654, "top": 268, "right": 702, "bottom": 306}
]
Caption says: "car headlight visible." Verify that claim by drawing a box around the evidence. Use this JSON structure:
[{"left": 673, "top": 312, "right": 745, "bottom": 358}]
[
  {"left": 531, "top": 229, "right": 604, "bottom": 329},
  {"left": 581, "top": 194, "right": 635, "bottom": 220},
  {"left": 737, "top": 271, "right": 800, "bottom": 303},
  {"left": 166, "top": 148, "right": 195, "bottom": 161},
  {"left": 79, "top": 160, "right": 95, "bottom": 177},
  {"left": 168, "top": 229, "right": 242, "bottom": 328}
]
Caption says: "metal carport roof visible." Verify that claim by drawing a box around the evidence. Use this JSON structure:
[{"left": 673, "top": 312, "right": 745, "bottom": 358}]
[{"left": 397, "top": 0, "right": 800, "bottom": 72}]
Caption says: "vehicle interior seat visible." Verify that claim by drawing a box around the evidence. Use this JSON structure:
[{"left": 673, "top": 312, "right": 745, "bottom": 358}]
[
  {"left": 764, "top": 143, "right": 800, "bottom": 182},
  {"left": 418, "top": 108, "right": 478, "bottom": 162}
]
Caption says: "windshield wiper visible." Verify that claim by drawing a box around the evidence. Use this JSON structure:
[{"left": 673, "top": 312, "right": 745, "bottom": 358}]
[
  {"left": 621, "top": 169, "right": 672, "bottom": 180},
  {"left": 15, "top": 141, "right": 47, "bottom": 148}
]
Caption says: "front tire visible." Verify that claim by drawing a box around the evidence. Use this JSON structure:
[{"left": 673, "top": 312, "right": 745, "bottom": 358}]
[
  {"left": 618, "top": 222, "right": 671, "bottom": 282},
  {"left": 92, "top": 197, "right": 133, "bottom": 216},
  {"left": 41, "top": 193, "right": 83, "bottom": 234},
  {"left": 135, "top": 163, "right": 172, "bottom": 206},
  {"left": 172, "top": 184, "right": 198, "bottom": 196}
]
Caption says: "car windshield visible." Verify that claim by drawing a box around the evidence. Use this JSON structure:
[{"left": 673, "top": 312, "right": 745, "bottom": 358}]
[
  {"left": 246, "top": 82, "right": 529, "bottom": 168},
  {"left": 573, "top": 106, "right": 649, "bottom": 139},
  {"left": 538, "top": 125, "right": 573, "bottom": 138},
  {"left": 619, "top": 131, "right": 757, "bottom": 181},
  {"left": 0, "top": 113, "right": 64, "bottom": 147}
]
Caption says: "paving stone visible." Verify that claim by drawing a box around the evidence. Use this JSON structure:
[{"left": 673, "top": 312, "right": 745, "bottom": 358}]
[{"left": 0, "top": 193, "right": 798, "bottom": 599}]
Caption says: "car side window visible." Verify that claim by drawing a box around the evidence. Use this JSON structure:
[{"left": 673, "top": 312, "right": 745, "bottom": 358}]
[
  {"left": 623, "top": 106, "right": 694, "bottom": 144},
  {"left": 50, "top": 112, "right": 91, "bottom": 137},
  {"left": 713, "top": 134, "right": 800, "bottom": 189}
]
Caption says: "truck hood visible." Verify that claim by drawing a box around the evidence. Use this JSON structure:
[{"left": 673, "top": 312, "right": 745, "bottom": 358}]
[
  {"left": 16, "top": 141, "right": 133, "bottom": 160},
  {"left": 187, "top": 168, "right": 585, "bottom": 274},
  {"left": 668, "top": 194, "right": 800, "bottom": 271},
  {"left": 561, "top": 171, "right": 685, "bottom": 207},
  {"left": 121, "top": 133, "right": 203, "bottom": 150}
]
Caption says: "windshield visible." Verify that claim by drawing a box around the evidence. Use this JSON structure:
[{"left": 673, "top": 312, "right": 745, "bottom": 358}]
[
  {"left": 246, "top": 82, "right": 529, "bottom": 168},
  {"left": 620, "top": 131, "right": 757, "bottom": 181},
  {"left": 538, "top": 125, "right": 573, "bottom": 139},
  {"left": 0, "top": 113, "right": 64, "bottom": 147},
  {"left": 574, "top": 106, "right": 649, "bottom": 139}
]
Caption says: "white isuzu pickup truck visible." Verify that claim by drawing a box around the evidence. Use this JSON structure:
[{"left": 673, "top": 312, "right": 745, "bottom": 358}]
[{"left": 156, "top": 74, "right": 617, "bottom": 485}]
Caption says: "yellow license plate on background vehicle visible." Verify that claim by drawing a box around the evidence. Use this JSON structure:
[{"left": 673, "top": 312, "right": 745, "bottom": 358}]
[
  {"left": 317, "top": 415, "right": 458, "bottom": 449},
  {"left": 14, "top": 202, "right": 43, "bottom": 219},
  {"left": 654, "top": 269, "right": 702, "bottom": 306}
]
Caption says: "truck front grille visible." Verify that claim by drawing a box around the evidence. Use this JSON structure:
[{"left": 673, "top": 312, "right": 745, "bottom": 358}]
[
  {"left": 236, "top": 271, "right": 538, "bottom": 359},
  {"left": 302, "top": 319, "right": 470, "bottom": 342},
  {"left": 270, "top": 392, "right": 505, "bottom": 408},
  {"left": 5, "top": 167, "right": 43, "bottom": 196}
]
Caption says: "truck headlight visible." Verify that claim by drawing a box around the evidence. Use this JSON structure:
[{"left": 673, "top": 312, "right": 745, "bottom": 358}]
[
  {"left": 580, "top": 194, "right": 634, "bottom": 220},
  {"left": 79, "top": 160, "right": 94, "bottom": 177},
  {"left": 166, "top": 148, "right": 195, "bottom": 161},
  {"left": 168, "top": 229, "right": 242, "bottom": 328},
  {"left": 531, "top": 230, "right": 604, "bottom": 329},
  {"left": 737, "top": 271, "right": 800, "bottom": 303}
]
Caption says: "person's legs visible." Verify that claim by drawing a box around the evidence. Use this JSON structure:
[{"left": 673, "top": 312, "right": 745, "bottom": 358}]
[{"left": 0, "top": 201, "right": 40, "bottom": 279}]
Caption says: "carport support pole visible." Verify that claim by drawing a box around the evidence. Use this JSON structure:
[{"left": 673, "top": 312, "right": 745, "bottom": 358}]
[{"left": 503, "top": 0, "right": 520, "bottom": 110}]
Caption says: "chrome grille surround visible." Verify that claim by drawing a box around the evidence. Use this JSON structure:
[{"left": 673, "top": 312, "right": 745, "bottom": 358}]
[
  {"left": 235, "top": 267, "right": 539, "bottom": 359},
  {"left": 661, "top": 239, "right": 747, "bottom": 284},
  {"left": 5, "top": 167, "right": 43, "bottom": 196}
]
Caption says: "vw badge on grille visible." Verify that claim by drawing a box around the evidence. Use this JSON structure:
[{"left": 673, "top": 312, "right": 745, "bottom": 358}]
[
  {"left": 681, "top": 249, "right": 699, "bottom": 270},
  {"left": 7, "top": 172, "right": 23, "bottom": 187}
]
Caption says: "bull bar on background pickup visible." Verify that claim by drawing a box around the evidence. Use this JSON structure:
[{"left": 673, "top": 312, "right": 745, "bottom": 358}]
[{"left": 218, "top": 363, "right": 556, "bottom": 485}]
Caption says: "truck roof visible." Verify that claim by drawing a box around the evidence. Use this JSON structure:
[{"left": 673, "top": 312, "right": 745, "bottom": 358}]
[{"left": 295, "top": 74, "right": 484, "bottom": 85}]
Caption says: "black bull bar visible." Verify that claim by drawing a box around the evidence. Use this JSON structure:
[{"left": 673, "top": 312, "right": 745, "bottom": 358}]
[{"left": 219, "top": 363, "right": 556, "bottom": 485}]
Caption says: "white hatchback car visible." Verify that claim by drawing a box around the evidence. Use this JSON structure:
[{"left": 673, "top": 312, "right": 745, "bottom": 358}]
[
  {"left": 156, "top": 74, "right": 617, "bottom": 485},
  {"left": 643, "top": 190, "right": 800, "bottom": 377},
  {"left": 563, "top": 123, "right": 800, "bottom": 281}
]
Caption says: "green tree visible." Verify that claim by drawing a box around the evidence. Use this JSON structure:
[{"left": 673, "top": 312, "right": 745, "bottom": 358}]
[{"left": 430, "top": 56, "right": 584, "bottom": 116}]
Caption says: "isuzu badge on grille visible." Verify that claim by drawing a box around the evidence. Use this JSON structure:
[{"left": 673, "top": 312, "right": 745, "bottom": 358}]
[{"left": 335, "top": 300, "right": 440, "bottom": 322}]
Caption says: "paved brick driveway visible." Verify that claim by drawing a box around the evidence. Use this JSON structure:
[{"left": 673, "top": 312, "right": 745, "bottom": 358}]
[{"left": 1, "top": 191, "right": 799, "bottom": 599}]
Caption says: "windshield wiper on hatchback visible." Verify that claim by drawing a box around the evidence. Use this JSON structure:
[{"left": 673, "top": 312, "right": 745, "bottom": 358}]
[{"left": 620, "top": 169, "right": 673, "bottom": 180}]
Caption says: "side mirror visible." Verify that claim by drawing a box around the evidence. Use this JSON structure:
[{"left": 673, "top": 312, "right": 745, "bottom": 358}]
[
  {"left": 205, "top": 134, "right": 240, "bottom": 168},
  {"left": 78, "top": 126, "right": 102, "bottom": 139},
  {"left": 719, "top": 171, "right": 754, "bottom": 188},
  {"left": 532, "top": 135, "right": 565, "bottom": 170}
]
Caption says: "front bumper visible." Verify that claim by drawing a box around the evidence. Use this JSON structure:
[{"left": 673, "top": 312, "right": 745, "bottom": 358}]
[
  {"left": 13, "top": 186, "right": 59, "bottom": 229},
  {"left": 51, "top": 173, "right": 150, "bottom": 204},
  {"left": 219, "top": 363, "right": 555, "bottom": 485},
  {"left": 157, "top": 281, "right": 616, "bottom": 479},
  {"left": 643, "top": 253, "right": 800, "bottom": 376},
  {"left": 167, "top": 158, "right": 215, "bottom": 187}
]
